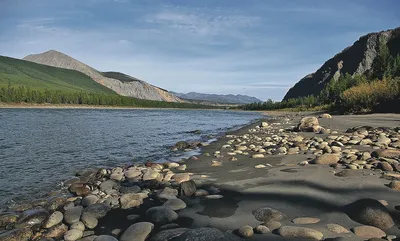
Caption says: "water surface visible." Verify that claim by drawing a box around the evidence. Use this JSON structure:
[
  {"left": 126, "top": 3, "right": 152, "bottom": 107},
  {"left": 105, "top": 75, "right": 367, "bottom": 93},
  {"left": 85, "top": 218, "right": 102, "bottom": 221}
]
[{"left": 0, "top": 108, "right": 261, "bottom": 206}]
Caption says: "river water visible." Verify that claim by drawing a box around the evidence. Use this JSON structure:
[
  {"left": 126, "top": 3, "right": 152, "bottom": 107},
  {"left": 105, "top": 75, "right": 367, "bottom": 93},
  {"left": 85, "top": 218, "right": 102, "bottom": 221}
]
[{"left": 0, "top": 108, "right": 261, "bottom": 206}]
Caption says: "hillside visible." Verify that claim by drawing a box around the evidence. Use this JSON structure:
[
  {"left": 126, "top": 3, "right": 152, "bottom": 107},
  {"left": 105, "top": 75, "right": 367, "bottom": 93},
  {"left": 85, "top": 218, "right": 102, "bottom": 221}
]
[
  {"left": 23, "top": 50, "right": 182, "bottom": 102},
  {"left": 173, "top": 92, "right": 262, "bottom": 104},
  {"left": 284, "top": 27, "right": 400, "bottom": 100},
  {"left": 0, "top": 55, "right": 116, "bottom": 94}
]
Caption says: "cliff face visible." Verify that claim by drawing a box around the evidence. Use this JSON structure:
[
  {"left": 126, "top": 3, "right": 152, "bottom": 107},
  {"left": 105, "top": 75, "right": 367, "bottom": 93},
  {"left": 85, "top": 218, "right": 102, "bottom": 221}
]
[
  {"left": 283, "top": 27, "right": 400, "bottom": 100},
  {"left": 23, "top": 50, "right": 182, "bottom": 102}
]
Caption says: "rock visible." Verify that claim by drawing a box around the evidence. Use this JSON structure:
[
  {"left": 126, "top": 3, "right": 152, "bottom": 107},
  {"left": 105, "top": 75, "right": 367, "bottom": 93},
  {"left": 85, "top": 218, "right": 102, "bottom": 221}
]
[
  {"left": 146, "top": 207, "right": 178, "bottom": 225},
  {"left": 179, "top": 180, "right": 196, "bottom": 196},
  {"left": 292, "top": 217, "right": 320, "bottom": 224},
  {"left": 388, "top": 181, "right": 400, "bottom": 191},
  {"left": 120, "top": 222, "right": 154, "bottom": 241},
  {"left": 83, "top": 203, "right": 110, "bottom": 219},
  {"left": 173, "top": 173, "right": 190, "bottom": 184},
  {"left": 319, "top": 113, "right": 332, "bottom": 118},
  {"left": 157, "top": 187, "right": 178, "bottom": 200},
  {"left": 143, "top": 169, "right": 161, "bottom": 181},
  {"left": 120, "top": 193, "right": 144, "bottom": 209},
  {"left": 176, "top": 165, "right": 187, "bottom": 171},
  {"left": 64, "top": 206, "right": 83, "bottom": 225},
  {"left": 0, "top": 213, "right": 19, "bottom": 228},
  {"left": 277, "top": 226, "right": 323, "bottom": 240},
  {"left": 148, "top": 228, "right": 188, "bottom": 241},
  {"left": 261, "top": 122, "right": 269, "bottom": 127},
  {"left": 194, "top": 189, "right": 209, "bottom": 197},
  {"left": 351, "top": 225, "right": 386, "bottom": 239},
  {"left": 171, "top": 227, "right": 243, "bottom": 241},
  {"left": 162, "top": 198, "right": 187, "bottom": 211},
  {"left": 71, "top": 221, "right": 85, "bottom": 231},
  {"left": 43, "top": 211, "right": 63, "bottom": 228},
  {"left": 16, "top": 208, "right": 49, "bottom": 228},
  {"left": 377, "top": 162, "right": 393, "bottom": 171},
  {"left": 64, "top": 229, "right": 83, "bottom": 241},
  {"left": 372, "top": 149, "right": 400, "bottom": 158},
  {"left": 99, "top": 180, "right": 119, "bottom": 192},
  {"left": 81, "top": 195, "right": 99, "bottom": 207},
  {"left": 93, "top": 235, "right": 118, "bottom": 241},
  {"left": 297, "top": 117, "right": 320, "bottom": 132},
  {"left": 43, "top": 223, "right": 68, "bottom": 239},
  {"left": 326, "top": 223, "right": 349, "bottom": 234},
  {"left": 263, "top": 220, "right": 281, "bottom": 231},
  {"left": 81, "top": 212, "right": 98, "bottom": 229},
  {"left": 0, "top": 228, "right": 33, "bottom": 241},
  {"left": 311, "top": 154, "right": 340, "bottom": 164},
  {"left": 125, "top": 169, "right": 142, "bottom": 179},
  {"left": 237, "top": 225, "right": 254, "bottom": 237},
  {"left": 252, "top": 154, "right": 265, "bottom": 158},
  {"left": 343, "top": 198, "right": 394, "bottom": 230},
  {"left": 252, "top": 207, "right": 285, "bottom": 222},
  {"left": 255, "top": 225, "right": 270, "bottom": 234}
]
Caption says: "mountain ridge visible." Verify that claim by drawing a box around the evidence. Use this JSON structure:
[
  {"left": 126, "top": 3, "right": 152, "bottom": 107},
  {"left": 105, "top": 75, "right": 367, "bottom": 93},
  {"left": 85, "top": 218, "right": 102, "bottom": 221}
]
[
  {"left": 172, "top": 91, "right": 262, "bottom": 104},
  {"left": 283, "top": 26, "right": 400, "bottom": 100},
  {"left": 23, "top": 50, "right": 182, "bottom": 102}
]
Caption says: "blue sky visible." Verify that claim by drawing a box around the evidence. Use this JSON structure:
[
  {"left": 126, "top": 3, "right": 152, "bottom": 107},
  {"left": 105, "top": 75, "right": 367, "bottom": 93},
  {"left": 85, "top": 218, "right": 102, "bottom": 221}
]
[{"left": 0, "top": 0, "right": 399, "bottom": 100}]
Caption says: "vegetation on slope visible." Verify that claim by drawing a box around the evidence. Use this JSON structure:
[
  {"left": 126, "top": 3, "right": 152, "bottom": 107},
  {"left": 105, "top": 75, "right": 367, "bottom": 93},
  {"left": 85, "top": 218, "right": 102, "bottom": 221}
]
[
  {"left": 243, "top": 39, "right": 400, "bottom": 113},
  {"left": 0, "top": 56, "right": 116, "bottom": 94},
  {"left": 101, "top": 71, "right": 140, "bottom": 83}
]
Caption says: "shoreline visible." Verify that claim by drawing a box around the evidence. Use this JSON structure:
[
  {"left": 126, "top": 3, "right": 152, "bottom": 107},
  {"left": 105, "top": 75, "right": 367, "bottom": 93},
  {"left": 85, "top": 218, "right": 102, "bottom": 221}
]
[{"left": 1, "top": 113, "right": 400, "bottom": 240}]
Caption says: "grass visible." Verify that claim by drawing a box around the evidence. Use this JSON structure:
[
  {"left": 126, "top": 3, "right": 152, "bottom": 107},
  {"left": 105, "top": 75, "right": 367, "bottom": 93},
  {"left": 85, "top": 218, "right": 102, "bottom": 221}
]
[{"left": 0, "top": 55, "right": 117, "bottom": 94}]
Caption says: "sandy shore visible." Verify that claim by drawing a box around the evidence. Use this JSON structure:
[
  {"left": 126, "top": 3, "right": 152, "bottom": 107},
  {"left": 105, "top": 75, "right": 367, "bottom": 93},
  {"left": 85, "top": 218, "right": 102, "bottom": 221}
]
[{"left": 181, "top": 113, "right": 400, "bottom": 240}]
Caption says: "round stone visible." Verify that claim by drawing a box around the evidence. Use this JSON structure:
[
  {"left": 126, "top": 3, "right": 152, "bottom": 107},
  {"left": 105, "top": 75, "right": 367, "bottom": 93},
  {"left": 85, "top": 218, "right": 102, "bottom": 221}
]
[
  {"left": 43, "top": 211, "right": 63, "bottom": 228},
  {"left": 162, "top": 199, "right": 187, "bottom": 211},
  {"left": 120, "top": 222, "right": 154, "bottom": 241},
  {"left": 237, "top": 225, "right": 254, "bottom": 237},
  {"left": 145, "top": 207, "right": 178, "bottom": 225},
  {"left": 64, "top": 206, "right": 83, "bottom": 225},
  {"left": 252, "top": 207, "right": 285, "bottom": 222},
  {"left": 81, "top": 212, "right": 98, "bottom": 229},
  {"left": 64, "top": 229, "right": 83, "bottom": 241}
]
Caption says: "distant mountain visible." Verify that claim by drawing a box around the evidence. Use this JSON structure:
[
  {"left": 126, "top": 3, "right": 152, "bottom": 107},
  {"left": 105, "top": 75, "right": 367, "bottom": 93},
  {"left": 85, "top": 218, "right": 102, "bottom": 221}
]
[
  {"left": 172, "top": 92, "right": 262, "bottom": 104},
  {"left": 284, "top": 26, "right": 400, "bottom": 100},
  {"left": 23, "top": 50, "right": 182, "bottom": 102},
  {"left": 0, "top": 55, "right": 116, "bottom": 94}
]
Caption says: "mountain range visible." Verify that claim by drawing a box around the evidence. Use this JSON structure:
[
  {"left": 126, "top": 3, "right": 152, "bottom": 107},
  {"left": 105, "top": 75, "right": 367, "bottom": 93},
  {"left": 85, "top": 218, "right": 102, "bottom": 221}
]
[
  {"left": 284, "top": 27, "right": 400, "bottom": 100},
  {"left": 172, "top": 92, "right": 262, "bottom": 104}
]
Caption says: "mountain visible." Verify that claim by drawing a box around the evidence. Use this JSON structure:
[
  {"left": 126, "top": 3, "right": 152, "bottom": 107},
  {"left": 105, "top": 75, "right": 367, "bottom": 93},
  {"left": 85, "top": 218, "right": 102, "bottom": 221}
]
[
  {"left": 23, "top": 50, "right": 182, "bottom": 102},
  {"left": 284, "top": 27, "right": 400, "bottom": 100},
  {"left": 172, "top": 92, "right": 262, "bottom": 104},
  {"left": 0, "top": 55, "right": 116, "bottom": 94}
]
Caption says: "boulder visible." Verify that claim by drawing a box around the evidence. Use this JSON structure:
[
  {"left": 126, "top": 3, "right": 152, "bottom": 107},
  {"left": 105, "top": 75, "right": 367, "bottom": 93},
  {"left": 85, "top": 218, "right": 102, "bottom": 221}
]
[
  {"left": 171, "top": 227, "right": 243, "bottom": 241},
  {"left": 43, "top": 211, "right": 63, "bottom": 228},
  {"left": 311, "top": 154, "right": 340, "bottom": 164},
  {"left": 64, "top": 206, "right": 83, "bottom": 225},
  {"left": 297, "top": 117, "right": 320, "bottom": 132},
  {"left": 351, "top": 225, "right": 386, "bottom": 239},
  {"left": 172, "top": 173, "right": 190, "bottom": 184},
  {"left": 120, "top": 193, "right": 144, "bottom": 209},
  {"left": 17, "top": 208, "right": 49, "bottom": 228},
  {"left": 343, "top": 198, "right": 394, "bottom": 230},
  {"left": 252, "top": 207, "right": 285, "bottom": 222},
  {"left": 99, "top": 180, "right": 119, "bottom": 192},
  {"left": 81, "top": 212, "right": 98, "bottom": 229},
  {"left": 120, "top": 222, "right": 154, "bottom": 241},
  {"left": 148, "top": 228, "right": 188, "bottom": 241},
  {"left": 162, "top": 198, "right": 187, "bottom": 211},
  {"left": 277, "top": 226, "right": 323, "bottom": 240},
  {"left": 179, "top": 180, "right": 196, "bottom": 196},
  {"left": 372, "top": 149, "right": 400, "bottom": 158},
  {"left": 119, "top": 185, "right": 141, "bottom": 194},
  {"left": 83, "top": 203, "right": 110, "bottom": 219},
  {"left": 43, "top": 223, "right": 68, "bottom": 239},
  {"left": 145, "top": 206, "right": 178, "bottom": 225},
  {"left": 143, "top": 169, "right": 161, "bottom": 181},
  {"left": 64, "top": 229, "right": 83, "bottom": 241}
]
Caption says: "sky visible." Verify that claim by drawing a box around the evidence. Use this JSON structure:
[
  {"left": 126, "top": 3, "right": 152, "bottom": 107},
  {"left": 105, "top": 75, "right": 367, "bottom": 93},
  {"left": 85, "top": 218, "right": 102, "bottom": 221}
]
[{"left": 0, "top": 0, "right": 399, "bottom": 100}]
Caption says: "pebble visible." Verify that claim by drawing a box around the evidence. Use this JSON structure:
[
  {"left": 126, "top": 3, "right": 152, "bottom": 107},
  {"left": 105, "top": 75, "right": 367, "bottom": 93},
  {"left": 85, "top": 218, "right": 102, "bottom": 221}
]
[
  {"left": 326, "top": 223, "right": 350, "bottom": 234},
  {"left": 64, "top": 229, "right": 83, "bottom": 241},
  {"left": 64, "top": 206, "right": 83, "bottom": 225},
  {"left": 162, "top": 198, "right": 187, "bottom": 211},
  {"left": 43, "top": 211, "right": 63, "bottom": 228},
  {"left": 351, "top": 225, "right": 386, "bottom": 239},
  {"left": 94, "top": 235, "right": 118, "bottom": 241},
  {"left": 71, "top": 221, "right": 85, "bottom": 231},
  {"left": 291, "top": 217, "right": 320, "bottom": 224},
  {"left": 145, "top": 206, "right": 178, "bottom": 225},
  {"left": 255, "top": 225, "right": 270, "bottom": 234},
  {"left": 252, "top": 207, "right": 285, "bottom": 222},
  {"left": 277, "top": 226, "right": 323, "bottom": 240},
  {"left": 237, "top": 225, "right": 254, "bottom": 237},
  {"left": 81, "top": 212, "right": 98, "bottom": 229},
  {"left": 120, "top": 222, "right": 154, "bottom": 241}
]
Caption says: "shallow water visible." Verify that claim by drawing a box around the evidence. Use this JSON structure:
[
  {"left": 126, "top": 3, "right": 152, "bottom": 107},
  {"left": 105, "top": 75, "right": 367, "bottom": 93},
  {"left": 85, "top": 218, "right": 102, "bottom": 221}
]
[{"left": 0, "top": 108, "right": 260, "bottom": 206}]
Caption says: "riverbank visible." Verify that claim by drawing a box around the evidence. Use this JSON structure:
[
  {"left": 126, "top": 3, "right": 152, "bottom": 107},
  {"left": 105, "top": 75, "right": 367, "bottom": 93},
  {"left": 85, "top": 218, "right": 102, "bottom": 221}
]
[{"left": 1, "top": 113, "right": 399, "bottom": 241}]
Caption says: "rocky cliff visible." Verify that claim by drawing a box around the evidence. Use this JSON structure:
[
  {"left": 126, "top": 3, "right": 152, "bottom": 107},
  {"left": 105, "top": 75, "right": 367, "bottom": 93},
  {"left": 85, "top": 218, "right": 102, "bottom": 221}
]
[
  {"left": 172, "top": 92, "right": 262, "bottom": 104},
  {"left": 284, "top": 27, "right": 400, "bottom": 100},
  {"left": 23, "top": 50, "right": 182, "bottom": 102}
]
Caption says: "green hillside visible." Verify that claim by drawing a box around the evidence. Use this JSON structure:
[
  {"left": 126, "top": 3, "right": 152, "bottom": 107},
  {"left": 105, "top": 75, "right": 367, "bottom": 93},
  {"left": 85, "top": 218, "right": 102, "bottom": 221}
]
[{"left": 0, "top": 55, "right": 116, "bottom": 94}]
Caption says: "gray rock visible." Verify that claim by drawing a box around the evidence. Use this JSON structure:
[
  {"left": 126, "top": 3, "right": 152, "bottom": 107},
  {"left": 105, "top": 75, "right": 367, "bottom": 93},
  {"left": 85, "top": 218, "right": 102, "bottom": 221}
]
[
  {"left": 64, "top": 206, "right": 83, "bottom": 225},
  {"left": 179, "top": 180, "right": 196, "bottom": 196},
  {"left": 17, "top": 208, "right": 49, "bottom": 228},
  {"left": 120, "top": 193, "right": 143, "bottom": 209},
  {"left": 149, "top": 228, "right": 188, "bottom": 241},
  {"left": 311, "top": 154, "right": 340, "bottom": 164},
  {"left": 297, "top": 117, "right": 320, "bottom": 132},
  {"left": 171, "top": 227, "right": 243, "bottom": 241},
  {"left": 252, "top": 207, "right": 285, "bottom": 222},
  {"left": 146, "top": 206, "right": 178, "bottom": 225},
  {"left": 43, "top": 211, "right": 63, "bottom": 228},
  {"left": 93, "top": 235, "right": 118, "bottom": 241},
  {"left": 343, "top": 198, "right": 394, "bottom": 230},
  {"left": 255, "top": 225, "right": 270, "bottom": 234},
  {"left": 71, "top": 221, "right": 85, "bottom": 231},
  {"left": 84, "top": 203, "right": 110, "bottom": 219},
  {"left": 277, "top": 226, "right": 323, "bottom": 240},
  {"left": 119, "top": 185, "right": 141, "bottom": 194},
  {"left": 126, "top": 214, "right": 141, "bottom": 222},
  {"left": 120, "top": 222, "right": 154, "bottom": 241},
  {"left": 81, "top": 212, "right": 98, "bottom": 229},
  {"left": 351, "top": 225, "right": 386, "bottom": 239},
  {"left": 99, "top": 180, "right": 119, "bottom": 192},
  {"left": 162, "top": 199, "right": 187, "bottom": 211},
  {"left": 194, "top": 189, "right": 209, "bottom": 197},
  {"left": 64, "top": 229, "right": 83, "bottom": 241},
  {"left": 157, "top": 187, "right": 178, "bottom": 200},
  {"left": 237, "top": 225, "right": 254, "bottom": 237},
  {"left": 81, "top": 195, "right": 99, "bottom": 207},
  {"left": 43, "top": 223, "right": 68, "bottom": 239}
]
